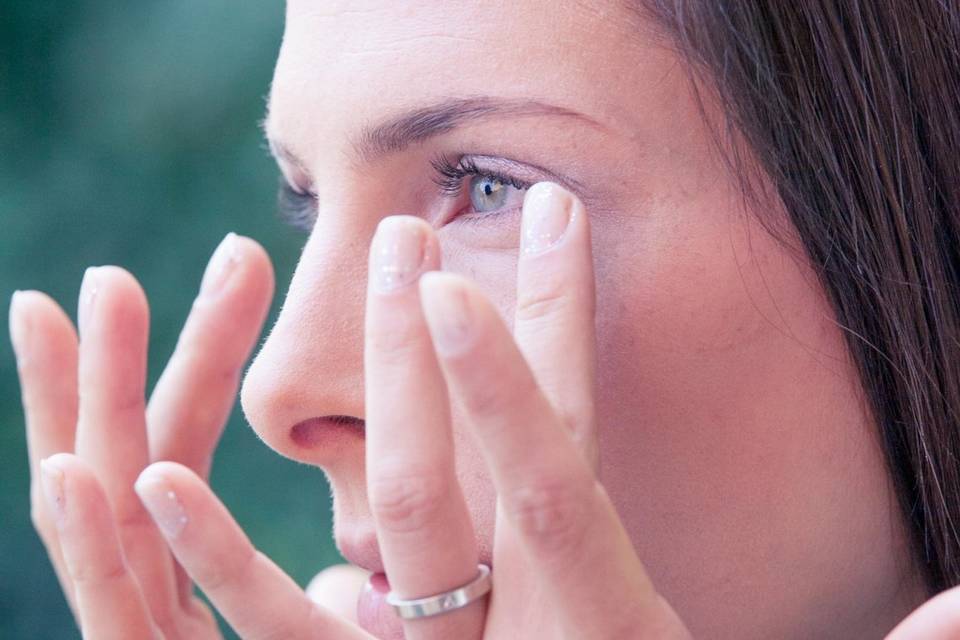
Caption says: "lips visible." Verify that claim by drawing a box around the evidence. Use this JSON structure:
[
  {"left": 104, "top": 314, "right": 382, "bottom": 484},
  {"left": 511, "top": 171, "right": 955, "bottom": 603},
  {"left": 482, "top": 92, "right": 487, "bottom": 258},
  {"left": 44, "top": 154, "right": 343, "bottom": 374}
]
[
  {"left": 337, "top": 531, "right": 385, "bottom": 574},
  {"left": 357, "top": 572, "right": 405, "bottom": 639}
]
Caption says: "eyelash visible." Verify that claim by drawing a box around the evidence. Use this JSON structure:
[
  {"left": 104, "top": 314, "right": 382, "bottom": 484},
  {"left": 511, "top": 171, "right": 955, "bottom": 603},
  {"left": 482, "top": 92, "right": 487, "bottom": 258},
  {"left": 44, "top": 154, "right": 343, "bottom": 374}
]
[
  {"left": 277, "top": 155, "right": 531, "bottom": 231},
  {"left": 277, "top": 178, "right": 317, "bottom": 232},
  {"left": 429, "top": 153, "right": 532, "bottom": 197}
]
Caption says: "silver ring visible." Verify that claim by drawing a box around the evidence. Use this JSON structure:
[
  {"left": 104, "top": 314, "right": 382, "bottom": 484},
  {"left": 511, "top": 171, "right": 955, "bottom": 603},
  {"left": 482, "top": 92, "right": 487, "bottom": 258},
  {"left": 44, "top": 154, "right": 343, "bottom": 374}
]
[{"left": 386, "top": 564, "right": 492, "bottom": 619}]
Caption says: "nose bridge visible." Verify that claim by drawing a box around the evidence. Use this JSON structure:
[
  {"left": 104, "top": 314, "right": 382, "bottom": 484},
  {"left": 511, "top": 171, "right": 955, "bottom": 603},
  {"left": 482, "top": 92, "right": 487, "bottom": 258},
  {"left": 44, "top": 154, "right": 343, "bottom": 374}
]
[{"left": 240, "top": 214, "right": 371, "bottom": 464}]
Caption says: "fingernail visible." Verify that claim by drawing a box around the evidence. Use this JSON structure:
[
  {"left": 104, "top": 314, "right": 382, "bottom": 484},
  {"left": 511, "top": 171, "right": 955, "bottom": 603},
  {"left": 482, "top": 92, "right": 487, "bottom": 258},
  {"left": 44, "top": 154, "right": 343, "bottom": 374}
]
[
  {"left": 9, "top": 291, "right": 28, "bottom": 367},
  {"left": 135, "top": 473, "right": 188, "bottom": 539},
  {"left": 419, "top": 272, "right": 475, "bottom": 356},
  {"left": 200, "top": 232, "right": 240, "bottom": 295},
  {"left": 521, "top": 183, "right": 573, "bottom": 255},
  {"left": 78, "top": 267, "right": 100, "bottom": 336},
  {"left": 40, "top": 458, "right": 67, "bottom": 526},
  {"left": 371, "top": 217, "right": 428, "bottom": 292}
]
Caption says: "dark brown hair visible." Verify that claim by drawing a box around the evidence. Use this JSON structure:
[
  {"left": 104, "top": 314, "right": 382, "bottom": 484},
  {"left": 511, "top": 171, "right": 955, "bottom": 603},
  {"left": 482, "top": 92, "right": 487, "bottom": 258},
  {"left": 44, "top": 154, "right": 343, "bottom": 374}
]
[{"left": 639, "top": 1, "right": 960, "bottom": 593}]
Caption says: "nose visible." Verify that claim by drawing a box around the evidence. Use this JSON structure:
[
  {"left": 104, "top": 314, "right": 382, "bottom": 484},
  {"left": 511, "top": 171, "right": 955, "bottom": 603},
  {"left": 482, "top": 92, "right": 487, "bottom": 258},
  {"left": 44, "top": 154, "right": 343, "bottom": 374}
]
[{"left": 240, "top": 217, "right": 369, "bottom": 470}]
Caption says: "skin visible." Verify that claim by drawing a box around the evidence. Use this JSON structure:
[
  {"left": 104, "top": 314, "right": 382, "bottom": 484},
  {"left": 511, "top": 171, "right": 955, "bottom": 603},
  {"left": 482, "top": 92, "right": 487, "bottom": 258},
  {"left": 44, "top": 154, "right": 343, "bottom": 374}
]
[
  {"left": 249, "top": 0, "right": 926, "bottom": 635},
  {"left": 11, "top": 1, "right": 960, "bottom": 638}
]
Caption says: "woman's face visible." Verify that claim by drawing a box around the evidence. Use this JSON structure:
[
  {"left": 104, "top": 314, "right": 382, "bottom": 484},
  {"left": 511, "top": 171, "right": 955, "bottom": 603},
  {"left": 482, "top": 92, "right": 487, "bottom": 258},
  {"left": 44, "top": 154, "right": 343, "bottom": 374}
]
[{"left": 241, "top": 1, "right": 924, "bottom": 636}]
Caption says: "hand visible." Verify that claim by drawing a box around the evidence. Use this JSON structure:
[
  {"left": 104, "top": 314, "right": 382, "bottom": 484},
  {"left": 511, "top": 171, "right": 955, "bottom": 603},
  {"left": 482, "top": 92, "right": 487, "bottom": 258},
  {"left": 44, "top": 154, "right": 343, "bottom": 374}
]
[
  {"left": 10, "top": 234, "right": 275, "bottom": 638},
  {"left": 22, "top": 182, "right": 687, "bottom": 639},
  {"left": 885, "top": 586, "right": 960, "bottom": 639},
  {"left": 357, "top": 182, "right": 692, "bottom": 639},
  {"left": 14, "top": 184, "right": 954, "bottom": 639}
]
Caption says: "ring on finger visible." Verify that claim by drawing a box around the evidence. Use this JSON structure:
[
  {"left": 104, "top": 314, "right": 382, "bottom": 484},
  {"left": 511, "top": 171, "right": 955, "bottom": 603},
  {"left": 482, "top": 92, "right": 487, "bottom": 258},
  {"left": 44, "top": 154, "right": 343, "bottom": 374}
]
[{"left": 386, "top": 564, "right": 492, "bottom": 619}]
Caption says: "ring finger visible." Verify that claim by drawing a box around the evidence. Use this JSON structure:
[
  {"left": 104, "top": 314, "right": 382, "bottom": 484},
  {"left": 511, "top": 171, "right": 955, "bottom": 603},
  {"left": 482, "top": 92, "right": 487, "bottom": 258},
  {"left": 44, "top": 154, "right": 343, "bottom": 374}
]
[{"left": 364, "top": 216, "right": 484, "bottom": 640}]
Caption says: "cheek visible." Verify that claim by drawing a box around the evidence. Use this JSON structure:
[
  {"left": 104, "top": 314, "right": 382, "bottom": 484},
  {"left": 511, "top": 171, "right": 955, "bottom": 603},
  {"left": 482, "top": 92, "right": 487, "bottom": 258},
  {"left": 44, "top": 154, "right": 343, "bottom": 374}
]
[
  {"left": 591, "top": 198, "right": 899, "bottom": 630},
  {"left": 436, "top": 232, "right": 521, "bottom": 559},
  {"left": 436, "top": 230, "right": 522, "bottom": 321},
  {"left": 449, "top": 396, "right": 498, "bottom": 561}
]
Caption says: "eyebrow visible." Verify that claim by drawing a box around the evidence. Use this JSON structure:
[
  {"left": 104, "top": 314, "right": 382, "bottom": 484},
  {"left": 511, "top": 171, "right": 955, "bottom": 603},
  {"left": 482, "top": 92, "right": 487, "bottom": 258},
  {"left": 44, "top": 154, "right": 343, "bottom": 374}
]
[
  {"left": 266, "top": 95, "right": 602, "bottom": 169},
  {"left": 351, "top": 96, "right": 600, "bottom": 163}
]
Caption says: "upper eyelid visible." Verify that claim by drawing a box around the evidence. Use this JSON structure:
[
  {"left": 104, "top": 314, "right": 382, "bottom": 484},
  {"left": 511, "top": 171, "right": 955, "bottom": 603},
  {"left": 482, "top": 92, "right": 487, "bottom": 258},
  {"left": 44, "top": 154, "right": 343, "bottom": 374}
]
[
  {"left": 456, "top": 154, "right": 584, "bottom": 195},
  {"left": 268, "top": 141, "right": 315, "bottom": 195},
  {"left": 276, "top": 179, "right": 318, "bottom": 232}
]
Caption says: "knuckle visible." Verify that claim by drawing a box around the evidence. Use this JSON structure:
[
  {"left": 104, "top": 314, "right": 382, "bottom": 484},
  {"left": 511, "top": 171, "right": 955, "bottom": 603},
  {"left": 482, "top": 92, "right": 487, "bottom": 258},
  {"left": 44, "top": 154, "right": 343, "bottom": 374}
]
[
  {"left": 116, "top": 507, "right": 158, "bottom": 535},
  {"left": 367, "top": 308, "right": 422, "bottom": 362},
  {"left": 199, "top": 546, "right": 258, "bottom": 592},
  {"left": 149, "top": 608, "right": 180, "bottom": 639},
  {"left": 176, "top": 346, "right": 243, "bottom": 389},
  {"left": 69, "top": 555, "right": 128, "bottom": 587},
  {"left": 515, "top": 279, "right": 569, "bottom": 327},
  {"left": 505, "top": 474, "right": 591, "bottom": 556},
  {"left": 461, "top": 363, "right": 538, "bottom": 420},
  {"left": 369, "top": 466, "right": 452, "bottom": 534}
]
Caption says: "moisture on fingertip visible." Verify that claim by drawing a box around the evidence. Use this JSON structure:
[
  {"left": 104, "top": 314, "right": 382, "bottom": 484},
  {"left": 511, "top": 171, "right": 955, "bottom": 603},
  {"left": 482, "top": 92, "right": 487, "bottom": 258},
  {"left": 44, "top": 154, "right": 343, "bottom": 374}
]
[{"left": 135, "top": 474, "right": 189, "bottom": 539}]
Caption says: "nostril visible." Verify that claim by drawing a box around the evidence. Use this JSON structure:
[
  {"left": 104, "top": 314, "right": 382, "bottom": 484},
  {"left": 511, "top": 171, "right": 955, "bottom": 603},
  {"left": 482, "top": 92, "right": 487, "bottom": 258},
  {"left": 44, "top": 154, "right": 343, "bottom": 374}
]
[{"left": 290, "top": 415, "right": 366, "bottom": 449}]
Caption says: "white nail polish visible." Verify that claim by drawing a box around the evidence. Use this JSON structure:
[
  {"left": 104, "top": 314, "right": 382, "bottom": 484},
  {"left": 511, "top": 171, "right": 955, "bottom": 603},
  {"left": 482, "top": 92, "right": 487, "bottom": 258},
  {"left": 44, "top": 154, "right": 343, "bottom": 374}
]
[
  {"left": 200, "top": 232, "right": 241, "bottom": 295},
  {"left": 9, "top": 290, "right": 29, "bottom": 369},
  {"left": 521, "top": 183, "right": 573, "bottom": 255},
  {"left": 78, "top": 267, "right": 100, "bottom": 336},
  {"left": 136, "top": 476, "right": 188, "bottom": 539}
]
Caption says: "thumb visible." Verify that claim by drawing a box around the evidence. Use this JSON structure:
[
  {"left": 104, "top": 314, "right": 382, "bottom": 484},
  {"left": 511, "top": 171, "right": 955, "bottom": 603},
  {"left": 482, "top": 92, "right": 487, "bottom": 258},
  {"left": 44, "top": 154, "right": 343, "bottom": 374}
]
[
  {"left": 885, "top": 585, "right": 960, "bottom": 639},
  {"left": 306, "top": 564, "right": 371, "bottom": 623}
]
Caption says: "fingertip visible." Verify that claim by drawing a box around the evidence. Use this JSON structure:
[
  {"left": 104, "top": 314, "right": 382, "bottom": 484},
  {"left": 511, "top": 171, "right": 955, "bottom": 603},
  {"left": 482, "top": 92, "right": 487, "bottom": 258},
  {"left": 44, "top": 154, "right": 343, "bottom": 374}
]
[
  {"left": 135, "top": 460, "right": 192, "bottom": 490},
  {"left": 134, "top": 465, "right": 189, "bottom": 540},
  {"left": 9, "top": 289, "right": 25, "bottom": 344},
  {"left": 78, "top": 265, "right": 150, "bottom": 339},
  {"left": 418, "top": 270, "right": 467, "bottom": 300},
  {"left": 233, "top": 233, "right": 275, "bottom": 288},
  {"left": 10, "top": 290, "right": 77, "bottom": 354},
  {"left": 82, "top": 265, "right": 148, "bottom": 306},
  {"left": 42, "top": 451, "right": 86, "bottom": 475},
  {"left": 522, "top": 181, "right": 573, "bottom": 208},
  {"left": 39, "top": 455, "right": 67, "bottom": 525},
  {"left": 38, "top": 453, "right": 102, "bottom": 528},
  {"left": 230, "top": 235, "right": 276, "bottom": 313}
]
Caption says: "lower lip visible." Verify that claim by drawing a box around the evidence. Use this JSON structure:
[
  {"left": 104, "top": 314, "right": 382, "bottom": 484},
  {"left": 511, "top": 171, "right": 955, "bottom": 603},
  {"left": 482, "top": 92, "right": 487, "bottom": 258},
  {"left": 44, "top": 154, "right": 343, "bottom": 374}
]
[{"left": 357, "top": 573, "right": 404, "bottom": 639}]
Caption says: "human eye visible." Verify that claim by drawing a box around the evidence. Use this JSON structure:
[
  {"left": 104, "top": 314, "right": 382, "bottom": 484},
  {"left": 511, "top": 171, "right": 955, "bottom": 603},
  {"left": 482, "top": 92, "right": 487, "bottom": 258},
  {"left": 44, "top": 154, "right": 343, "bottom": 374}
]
[
  {"left": 276, "top": 177, "right": 317, "bottom": 233},
  {"left": 430, "top": 153, "right": 531, "bottom": 222}
]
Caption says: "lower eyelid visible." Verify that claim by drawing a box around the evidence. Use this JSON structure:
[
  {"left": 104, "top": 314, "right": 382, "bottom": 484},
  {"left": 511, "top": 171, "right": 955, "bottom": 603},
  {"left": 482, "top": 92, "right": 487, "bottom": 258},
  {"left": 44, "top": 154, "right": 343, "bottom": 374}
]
[{"left": 457, "top": 201, "right": 525, "bottom": 225}]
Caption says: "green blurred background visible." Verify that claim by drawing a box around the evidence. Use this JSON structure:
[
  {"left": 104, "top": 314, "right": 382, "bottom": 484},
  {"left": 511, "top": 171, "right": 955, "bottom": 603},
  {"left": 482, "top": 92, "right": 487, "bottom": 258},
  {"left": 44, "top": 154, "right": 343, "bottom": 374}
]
[{"left": 0, "top": 3, "right": 344, "bottom": 637}]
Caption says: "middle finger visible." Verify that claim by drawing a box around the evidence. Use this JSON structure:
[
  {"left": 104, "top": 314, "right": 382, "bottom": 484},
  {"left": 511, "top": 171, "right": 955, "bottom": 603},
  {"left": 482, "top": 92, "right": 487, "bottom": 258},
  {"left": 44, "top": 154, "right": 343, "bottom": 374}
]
[
  {"left": 74, "top": 266, "right": 179, "bottom": 629},
  {"left": 365, "top": 216, "right": 484, "bottom": 640}
]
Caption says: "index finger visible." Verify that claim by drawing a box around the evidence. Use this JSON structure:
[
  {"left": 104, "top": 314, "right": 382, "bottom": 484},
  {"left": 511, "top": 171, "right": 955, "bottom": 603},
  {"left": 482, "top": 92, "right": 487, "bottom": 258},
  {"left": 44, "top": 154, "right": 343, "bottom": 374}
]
[{"left": 512, "top": 183, "right": 598, "bottom": 471}]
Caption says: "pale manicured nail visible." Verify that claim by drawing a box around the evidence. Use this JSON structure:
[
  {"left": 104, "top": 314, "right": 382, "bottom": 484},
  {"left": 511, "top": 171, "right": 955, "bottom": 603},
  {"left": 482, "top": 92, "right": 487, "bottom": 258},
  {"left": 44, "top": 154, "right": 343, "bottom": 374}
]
[
  {"left": 419, "top": 272, "right": 475, "bottom": 356},
  {"left": 521, "top": 183, "right": 573, "bottom": 255},
  {"left": 9, "top": 290, "right": 28, "bottom": 367},
  {"left": 371, "top": 217, "right": 428, "bottom": 292},
  {"left": 135, "top": 473, "right": 188, "bottom": 539},
  {"left": 78, "top": 267, "right": 100, "bottom": 336},
  {"left": 40, "top": 458, "right": 67, "bottom": 526},
  {"left": 200, "top": 232, "right": 240, "bottom": 295}
]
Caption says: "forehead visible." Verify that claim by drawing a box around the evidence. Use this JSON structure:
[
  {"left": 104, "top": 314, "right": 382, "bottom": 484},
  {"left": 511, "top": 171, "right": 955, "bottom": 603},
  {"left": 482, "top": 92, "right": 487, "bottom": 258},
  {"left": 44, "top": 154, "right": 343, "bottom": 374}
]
[{"left": 267, "top": 1, "right": 674, "bottom": 166}]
